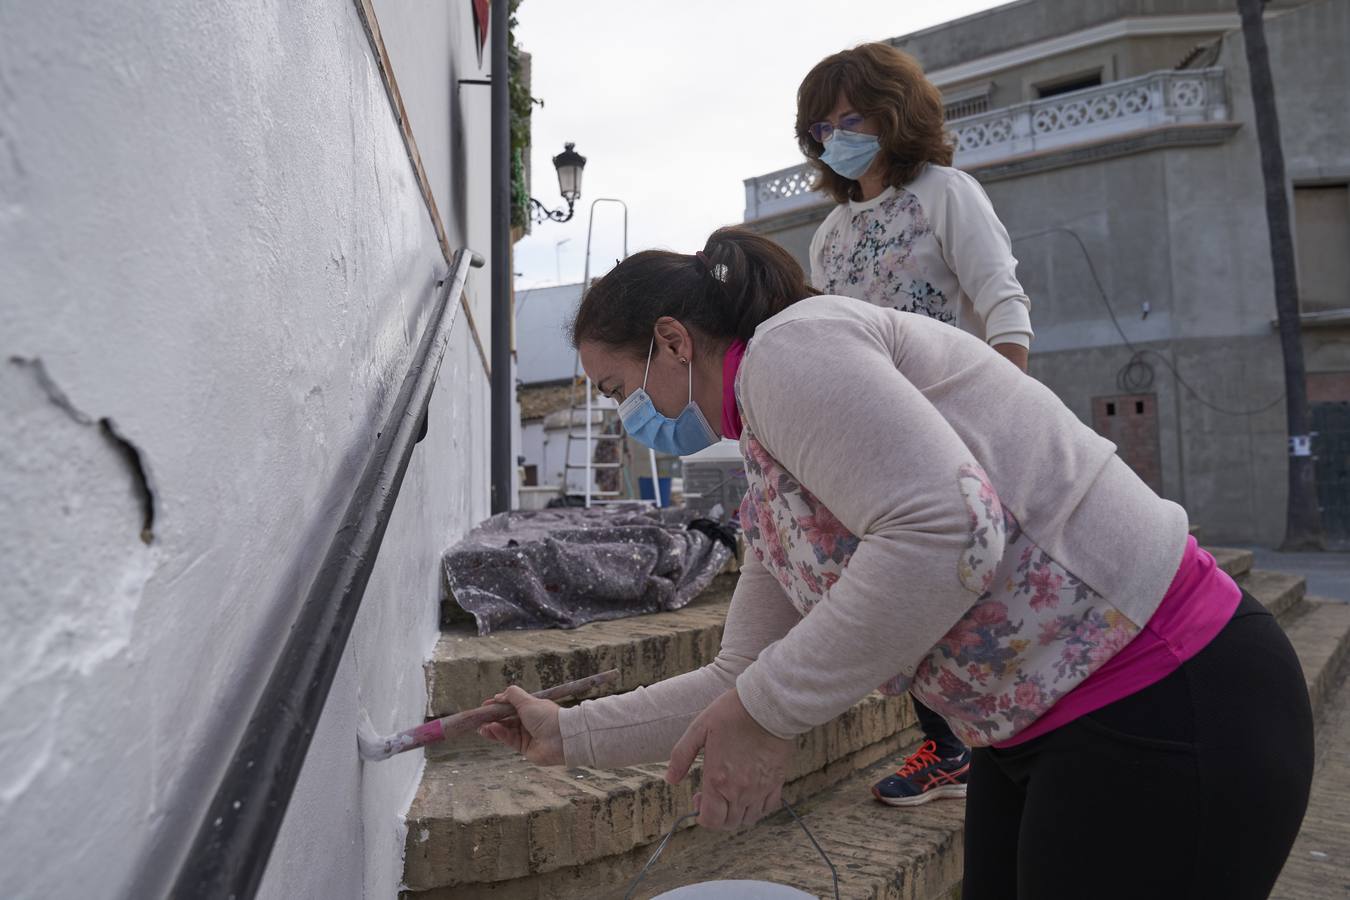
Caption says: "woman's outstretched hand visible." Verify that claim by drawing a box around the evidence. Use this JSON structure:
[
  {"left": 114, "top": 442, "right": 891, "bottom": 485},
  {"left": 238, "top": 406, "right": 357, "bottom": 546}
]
[
  {"left": 665, "top": 687, "right": 794, "bottom": 831},
  {"left": 477, "top": 686, "right": 564, "bottom": 766}
]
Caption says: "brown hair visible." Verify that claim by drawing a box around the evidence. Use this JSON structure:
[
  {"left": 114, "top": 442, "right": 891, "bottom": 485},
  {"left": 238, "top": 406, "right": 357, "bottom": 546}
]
[
  {"left": 570, "top": 226, "right": 818, "bottom": 356},
  {"left": 796, "top": 43, "right": 954, "bottom": 203}
]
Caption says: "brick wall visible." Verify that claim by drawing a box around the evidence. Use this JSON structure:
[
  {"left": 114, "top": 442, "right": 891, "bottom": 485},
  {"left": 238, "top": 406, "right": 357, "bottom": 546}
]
[{"left": 1092, "top": 392, "right": 1163, "bottom": 493}]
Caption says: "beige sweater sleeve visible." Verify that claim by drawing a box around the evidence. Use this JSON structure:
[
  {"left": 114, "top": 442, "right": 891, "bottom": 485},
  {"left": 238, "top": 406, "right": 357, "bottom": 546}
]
[
  {"left": 733, "top": 314, "right": 986, "bottom": 739},
  {"left": 558, "top": 552, "right": 802, "bottom": 769},
  {"left": 934, "top": 169, "right": 1033, "bottom": 349}
]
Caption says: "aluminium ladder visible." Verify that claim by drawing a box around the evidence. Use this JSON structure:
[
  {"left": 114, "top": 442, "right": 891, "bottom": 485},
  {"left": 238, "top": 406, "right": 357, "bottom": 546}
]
[{"left": 562, "top": 198, "right": 661, "bottom": 508}]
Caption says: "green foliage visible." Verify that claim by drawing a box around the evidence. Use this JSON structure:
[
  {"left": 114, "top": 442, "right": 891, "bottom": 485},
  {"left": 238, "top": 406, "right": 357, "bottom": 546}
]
[
  {"left": 512, "top": 146, "right": 529, "bottom": 228},
  {"left": 508, "top": 0, "right": 542, "bottom": 230}
]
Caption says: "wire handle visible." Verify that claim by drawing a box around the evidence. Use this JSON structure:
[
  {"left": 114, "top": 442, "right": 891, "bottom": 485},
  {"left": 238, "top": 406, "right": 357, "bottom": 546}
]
[{"left": 622, "top": 800, "right": 839, "bottom": 900}]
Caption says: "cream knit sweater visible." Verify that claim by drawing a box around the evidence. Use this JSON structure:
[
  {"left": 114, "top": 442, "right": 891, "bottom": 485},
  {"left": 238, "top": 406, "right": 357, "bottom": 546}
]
[{"left": 561, "top": 296, "right": 1186, "bottom": 767}]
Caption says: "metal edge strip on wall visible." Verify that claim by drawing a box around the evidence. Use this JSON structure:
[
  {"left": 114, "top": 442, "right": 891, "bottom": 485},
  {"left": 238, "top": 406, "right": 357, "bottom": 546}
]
[{"left": 352, "top": 0, "right": 492, "bottom": 378}]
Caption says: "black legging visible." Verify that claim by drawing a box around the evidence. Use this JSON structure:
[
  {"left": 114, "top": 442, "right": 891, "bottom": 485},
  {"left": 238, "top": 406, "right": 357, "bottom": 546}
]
[
  {"left": 913, "top": 696, "right": 965, "bottom": 755},
  {"left": 962, "top": 590, "right": 1314, "bottom": 900}
]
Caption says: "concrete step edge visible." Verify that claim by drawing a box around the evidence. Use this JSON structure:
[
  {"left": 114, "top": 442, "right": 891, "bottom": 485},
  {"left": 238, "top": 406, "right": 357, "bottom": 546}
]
[
  {"left": 401, "top": 723, "right": 931, "bottom": 900},
  {"left": 594, "top": 750, "right": 967, "bottom": 900},
  {"left": 1283, "top": 597, "right": 1350, "bottom": 719},
  {"left": 1239, "top": 568, "right": 1308, "bottom": 623},
  {"left": 1206, "top": 546, "right": 1255, "bottom": 579},
  {"left": 1269, "top": 621, "right": 1350, "bottom": 900},
  {"left": 403, "top": 692, "right": 918, "bottom": 892},
  {"left": 427, "top": 577, "right": 736, "bottom": 716}
]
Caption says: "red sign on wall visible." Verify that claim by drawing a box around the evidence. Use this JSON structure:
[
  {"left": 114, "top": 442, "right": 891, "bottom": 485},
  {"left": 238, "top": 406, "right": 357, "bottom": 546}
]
[{"left": 471, "top": 0, "right": 490, "bottom": 65}]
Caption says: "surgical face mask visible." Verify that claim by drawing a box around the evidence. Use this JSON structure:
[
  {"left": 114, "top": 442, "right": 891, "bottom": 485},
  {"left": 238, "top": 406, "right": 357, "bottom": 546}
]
[
  {"left": 617, "top": 339, "right": 718, "bottom": 457},
  {"left": 819, "top": 129, "right": 880, "bottom": 180}
]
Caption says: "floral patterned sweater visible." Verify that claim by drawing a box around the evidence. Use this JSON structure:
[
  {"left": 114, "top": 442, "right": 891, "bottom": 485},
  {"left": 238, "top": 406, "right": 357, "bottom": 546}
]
[
  {"left": 809, "top": 163, "right": 1033, "bottom": 349},
  {"left": 559, "top": 297, "right": 1187, "bottom": 767}
]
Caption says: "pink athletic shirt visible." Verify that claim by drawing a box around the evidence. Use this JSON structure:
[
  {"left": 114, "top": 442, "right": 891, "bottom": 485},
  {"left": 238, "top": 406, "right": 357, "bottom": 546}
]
[
  {"left": 722, "top": 339, "right": 747, "bottom": 439},
  {"left": 995, "top": 535, "right": 1241, "bottom": 747}
]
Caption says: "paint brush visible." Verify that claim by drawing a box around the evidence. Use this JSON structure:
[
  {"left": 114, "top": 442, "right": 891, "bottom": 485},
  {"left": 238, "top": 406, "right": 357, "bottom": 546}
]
[{"left": 356, "top": 668, "right": 620, "bottom": 761}]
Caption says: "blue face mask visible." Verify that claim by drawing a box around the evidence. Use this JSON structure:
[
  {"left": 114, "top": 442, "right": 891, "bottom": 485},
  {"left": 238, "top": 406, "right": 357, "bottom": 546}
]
[
  {"left": 819, "top": 129, "right": 880, "bottom": 180},
  {"left": 617, "top": 339, "right": 719, "bottom": 457}
]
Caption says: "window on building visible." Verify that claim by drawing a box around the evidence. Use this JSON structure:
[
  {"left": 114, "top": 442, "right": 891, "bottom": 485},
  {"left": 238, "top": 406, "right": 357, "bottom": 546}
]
[
  {"left": 945, "top": 95, "right": 989, "bottom": 121},
  {"left": 942, "top": 82, "right": 993, "bottom": 122},
  {"left": 1035, "top": 71, "right": 1103, "bottom": 99},
  {"left": 1294, "top": 184, "right": 1350, "bottom": 313}
]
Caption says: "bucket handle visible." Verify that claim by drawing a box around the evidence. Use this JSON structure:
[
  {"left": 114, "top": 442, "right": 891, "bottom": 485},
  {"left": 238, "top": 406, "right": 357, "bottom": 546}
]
[{"left": 623, "top": 800, "right": 840, "bottom": 900}]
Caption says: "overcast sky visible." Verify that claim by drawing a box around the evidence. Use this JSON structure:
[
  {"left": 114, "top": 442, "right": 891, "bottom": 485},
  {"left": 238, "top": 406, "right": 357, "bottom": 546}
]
[{"left": 511, "top": 0, "right": 1007, "bottom": 290}]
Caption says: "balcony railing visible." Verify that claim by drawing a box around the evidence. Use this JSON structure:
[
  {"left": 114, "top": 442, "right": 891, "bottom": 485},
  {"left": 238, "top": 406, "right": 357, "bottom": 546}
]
[
  {"left": 951, "top": 67, "right": 1229, "bottom": 166},
  {"left": 744, "top": 68, "right": 1230, "bottom": 222},
  {"left": 742, "top": 161, "right": 824, "bottom": 223}
]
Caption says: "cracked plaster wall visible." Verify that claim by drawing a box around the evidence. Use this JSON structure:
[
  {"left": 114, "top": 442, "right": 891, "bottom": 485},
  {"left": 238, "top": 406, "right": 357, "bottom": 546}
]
[{"left": 0, "top": 2, "right": 492, "bottom": 897}]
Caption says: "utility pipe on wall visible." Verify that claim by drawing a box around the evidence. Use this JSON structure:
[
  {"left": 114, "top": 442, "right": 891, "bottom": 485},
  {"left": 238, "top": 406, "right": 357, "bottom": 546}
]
[{"left": 489, "top": 0, "right": 512, "bottom": 513}]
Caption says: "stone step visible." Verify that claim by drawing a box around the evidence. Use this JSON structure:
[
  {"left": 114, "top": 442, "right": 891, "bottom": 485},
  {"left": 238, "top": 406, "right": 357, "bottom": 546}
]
[
  {"left": 1271, "top": 624, "right": 1350, "bottom": 900},
  {"left": 402, "top": 692, "right": 919, "bottom": 896},
  {"left": 427, "top": 576, "right": 736, "bottom": 718},
  {"left": 428, "top": 552, "right": 1258, "bottom": 719},
  {"left": 1208, "top": 547, "right": 1311, "bottom": 624},
  {"left": 626, "top": 752, "right": 967, "bottom": 900},
  {"left": 1239, "top": 568, "right": 1307, "bottom": 623},
  {"left": 1284, "top": 598, "right": 1350, "bottom": 718},
  {"left": 1206, "top": 546, "right": 1253, "bottom": 580}
]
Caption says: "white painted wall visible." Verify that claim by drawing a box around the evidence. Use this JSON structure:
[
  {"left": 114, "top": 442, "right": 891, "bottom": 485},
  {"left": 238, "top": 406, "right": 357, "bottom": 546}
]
[
  {"left": 0, "top": 2, "right": 492, "bottom": 898},
  {"left": 373, "top": 0, "right": 495, "bottom": 340}
]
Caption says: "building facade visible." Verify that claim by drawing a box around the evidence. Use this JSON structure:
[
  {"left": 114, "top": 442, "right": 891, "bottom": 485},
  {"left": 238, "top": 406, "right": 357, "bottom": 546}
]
[
  {"left": 514, "top": 282, "right": 588, "bottom": 495},
  {"left": 743, "top": 0, "right": 1350, "bottom": 546}
]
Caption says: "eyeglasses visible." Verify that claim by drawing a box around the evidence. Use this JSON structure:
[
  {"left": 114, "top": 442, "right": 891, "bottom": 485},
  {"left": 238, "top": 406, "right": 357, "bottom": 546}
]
[{"left": 809, "top": 114, "right": 866, "bottom": 145}]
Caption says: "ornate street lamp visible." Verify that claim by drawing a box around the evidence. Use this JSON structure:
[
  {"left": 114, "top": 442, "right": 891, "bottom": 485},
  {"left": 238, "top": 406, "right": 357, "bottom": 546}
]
[{"left": 530, "top": 142, "right": 586, "bottom": 224}]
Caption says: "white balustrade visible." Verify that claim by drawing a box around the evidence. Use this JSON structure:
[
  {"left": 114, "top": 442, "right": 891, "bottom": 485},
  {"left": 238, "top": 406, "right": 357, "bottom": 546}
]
[
  {"left": 742, "top": 162, "right": 824, "bottom": 222},
  {"left": 743, "top": 68, "right": 1230, "bottom": 221}
]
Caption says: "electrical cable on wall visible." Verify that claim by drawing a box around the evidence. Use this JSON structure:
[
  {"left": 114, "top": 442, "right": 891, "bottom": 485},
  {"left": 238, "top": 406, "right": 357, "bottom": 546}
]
[{"left": 1012, "top": 225, "right": 1285, "bottom": 417}]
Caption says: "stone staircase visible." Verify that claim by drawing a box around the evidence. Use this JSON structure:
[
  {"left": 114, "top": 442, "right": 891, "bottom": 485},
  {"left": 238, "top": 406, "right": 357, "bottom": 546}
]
[{"left": 400, "top": 549, "right": 1350, "bottom": 899}]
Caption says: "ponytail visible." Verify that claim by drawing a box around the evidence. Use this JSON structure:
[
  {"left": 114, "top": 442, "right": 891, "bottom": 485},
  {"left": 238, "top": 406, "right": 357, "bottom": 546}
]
[{"left": 570, "top": 226, "right": 818, "bottom": 355}]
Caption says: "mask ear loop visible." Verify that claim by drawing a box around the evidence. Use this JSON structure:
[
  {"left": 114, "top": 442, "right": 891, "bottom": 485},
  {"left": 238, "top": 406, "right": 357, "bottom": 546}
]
[
  {"left": 641, "top": 338, "right": 656, "bottom": 391},
  {"left": 644, "top": 334, "right": 693, "bottom": 402}
]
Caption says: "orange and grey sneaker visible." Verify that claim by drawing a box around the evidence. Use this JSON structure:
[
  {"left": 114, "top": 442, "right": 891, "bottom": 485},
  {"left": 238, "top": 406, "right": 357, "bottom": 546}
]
[{"left": 871, "top": 740, "right": 971, "bottom": 807}]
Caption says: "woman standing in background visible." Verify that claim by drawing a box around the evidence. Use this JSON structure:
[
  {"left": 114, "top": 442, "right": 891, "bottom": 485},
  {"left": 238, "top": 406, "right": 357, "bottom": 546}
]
[{"left": 796, "top": 42, "right": 1034, "bottom": 806}]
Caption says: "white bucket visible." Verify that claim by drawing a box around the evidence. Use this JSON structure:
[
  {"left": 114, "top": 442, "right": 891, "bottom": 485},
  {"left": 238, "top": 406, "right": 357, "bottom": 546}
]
[
  {"left": 650, "top": 879, "right": 816, "bottom": 899},
  {"left": 627, "top": 804, "right": 837, "bottom": 900}
]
